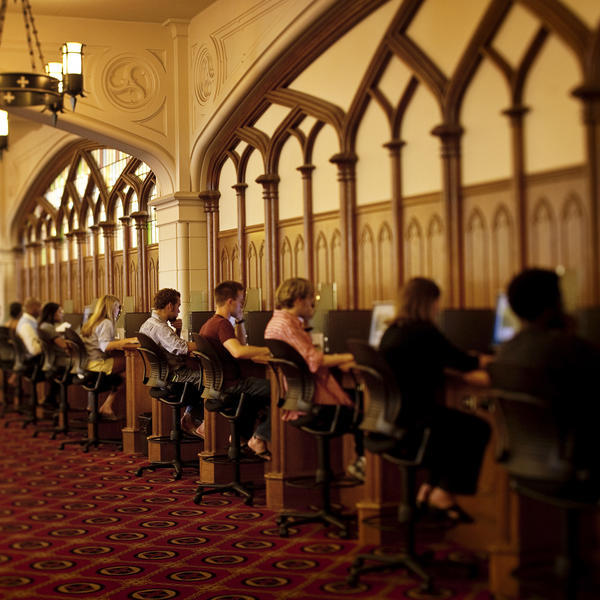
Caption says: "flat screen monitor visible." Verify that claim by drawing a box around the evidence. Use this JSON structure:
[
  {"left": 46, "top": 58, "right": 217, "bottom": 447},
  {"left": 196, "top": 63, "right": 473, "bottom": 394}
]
[
  {"left": 439, "top": 308, "right": 496, "bottom": 353},
  {"left": 82, "top": 305, "right": 93, "bottom": 326},
  {"left": 368, "top": 301, "right": 395, "bottom": 348},
  {"left": 326, "top": 310, "right": 371, "bottom": 353},
  {"left": 245, "top": 311, "right": 272, "bottom": 346},
  {"left": 190, "top": 311, "right": 214, "bottom": 333},
  {"left": 62, "top": 313, "right": 82, "bottom": 330},
  {"left": 492, "top": 293, "right": 519, "bottom": 346},
  {"left": 124, "top": 312, "right": 150, "bottom": 338}
]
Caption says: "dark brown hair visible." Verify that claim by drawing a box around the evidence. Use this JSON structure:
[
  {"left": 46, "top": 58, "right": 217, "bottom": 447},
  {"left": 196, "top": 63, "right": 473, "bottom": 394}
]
[
  {"left": 153, "top": 288, "right": 180, "bottom": 309},
  {"left": 394, "top": 277, "right": 441, "bottom": 322},
  {"left": 214, "top": 281, "right": 244, "bottom": 306}
]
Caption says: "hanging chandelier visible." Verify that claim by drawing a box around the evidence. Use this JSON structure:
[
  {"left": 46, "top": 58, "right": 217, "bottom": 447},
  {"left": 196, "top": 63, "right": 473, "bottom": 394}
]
[{"left": 0, "top": 0, "right": 85, "bottom": 150}]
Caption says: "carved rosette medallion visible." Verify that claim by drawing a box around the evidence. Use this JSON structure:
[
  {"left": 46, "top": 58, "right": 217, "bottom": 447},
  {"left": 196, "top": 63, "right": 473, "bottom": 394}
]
[
  {"left": 194, "top": 45, "right": 215, "bottom": 106},
  {"left": 103, "top": 55, "right": 160, "bottom": 111}
]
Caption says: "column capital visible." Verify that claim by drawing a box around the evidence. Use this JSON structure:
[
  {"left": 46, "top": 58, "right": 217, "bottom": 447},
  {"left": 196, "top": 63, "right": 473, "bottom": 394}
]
[
  {"left": 200, "top": 190, "right": 220, "bottom": 213},
  {"left": 119, "top": 215, "right": 132, "bottom": 225},
  {"left": 25, "top": 241, "right": 42, "bottom": 250},
  {"left": 297, "top": 164, "right": 316, "bottom": 177},
  {"left": 255, "top": 173, "right": 280, "bottom": 186},
  {"left": 130, "top": 211, "right": 149, "bottom": 226},
  {"left": 329, "top": 152, "right": 358, "bottom": 166},
  {"left": 383, "top": 139, "right": 406, "bottom": 153},
  {"left": 502, "top": 105, "right": 530, "bottom": 119},
  {"left": 72, "top": 229, "right": 89, "bottom": 243},
  {"left": 44, "top": 236, "right": 63, "bottom": 248},
  {"left": 12, "top": 246, "right": 24, "bottom": 256},
  {"left": 98, "top": 221, "right": 117, "bottom": 235},
  {"left": 232, "top": 182, "right": 248, "bottom": 192}
]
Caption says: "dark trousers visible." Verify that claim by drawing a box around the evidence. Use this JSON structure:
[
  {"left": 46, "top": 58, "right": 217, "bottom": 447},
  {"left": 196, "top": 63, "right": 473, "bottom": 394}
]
[
  {"left": 225, "top": 377, "right": 271, "bottom": 441},
  {"left": 425, "top": 406, "right": 490, "bottom": 495}
]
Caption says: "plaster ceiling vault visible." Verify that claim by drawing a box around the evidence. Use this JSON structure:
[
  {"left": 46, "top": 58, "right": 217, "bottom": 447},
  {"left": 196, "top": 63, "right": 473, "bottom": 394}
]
[{"left": 5, "top": 0, "right": 219, "bottom": 23}]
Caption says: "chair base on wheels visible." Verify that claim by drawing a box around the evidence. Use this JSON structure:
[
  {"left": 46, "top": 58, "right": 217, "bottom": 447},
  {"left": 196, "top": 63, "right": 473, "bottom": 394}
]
[
  {"left": 347, "top": 550, "right": 434, "bottom": 591},
  {"left": 194, "top": 480, "right": 254, "bottom": 506},
  {"left": 136, "top": 458, "right": 199, "bottom": 481},
  {"left": 277, "top": 505, "right": 353, "bottom": 538}
]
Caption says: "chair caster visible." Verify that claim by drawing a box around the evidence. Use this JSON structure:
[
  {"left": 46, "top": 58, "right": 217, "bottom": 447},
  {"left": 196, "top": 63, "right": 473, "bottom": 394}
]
[
  {"left": 193, "top": 493, "right": 203, "bottom": 505},
  {"left": 135, "top": 468, "right": 143, "bottom": 477},
  {"left": 32, "top": 430, "right": 39, "bottom": 438},
  {"left": 243, "top": 496, "right": 253, "bottom": 506},
  {"left": 346, "top": 574, "right": 359, "bottom": 587}
]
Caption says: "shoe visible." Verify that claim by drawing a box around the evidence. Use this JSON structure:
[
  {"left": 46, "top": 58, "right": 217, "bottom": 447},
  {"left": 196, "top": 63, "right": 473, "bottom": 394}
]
[
  {"left": 427, "top": 503, "right": 474, "bottom": 524},
  {"left": 181, "top": 414, "right": 203, "bottom": 438},
  {"left": 346, "top": 456, "right": 366, "bottom": 482}
]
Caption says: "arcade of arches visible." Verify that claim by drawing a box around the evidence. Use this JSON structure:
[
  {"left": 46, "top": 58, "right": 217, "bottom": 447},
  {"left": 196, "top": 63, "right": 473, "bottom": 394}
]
[{"left": 1, "top": 0, "right": 600, "bottom": 332}]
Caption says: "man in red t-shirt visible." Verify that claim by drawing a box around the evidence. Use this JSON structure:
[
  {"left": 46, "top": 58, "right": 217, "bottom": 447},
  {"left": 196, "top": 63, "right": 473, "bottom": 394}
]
[{"left": 199, "top": 281, "right": 272, "bottom": 458}]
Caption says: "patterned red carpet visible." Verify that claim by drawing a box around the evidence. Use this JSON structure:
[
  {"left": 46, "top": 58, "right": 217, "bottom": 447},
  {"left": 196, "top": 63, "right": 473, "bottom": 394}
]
[{"left": 0, "top": 417, "right": 493, "bottom": 600}]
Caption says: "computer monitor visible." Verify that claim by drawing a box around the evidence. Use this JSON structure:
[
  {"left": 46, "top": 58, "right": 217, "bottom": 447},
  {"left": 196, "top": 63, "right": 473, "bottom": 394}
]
[
  {"left": 189, "top": 311, "right": 214, "bottom": 333},
  {"left": 326, "top": 310, "right": 371, "bottom": 353},
  {"left": 492, "top": 292, "right": 519, "bottom": 346},
  {"left": 439, "top": 308, "right": 496, "bottom": 353},
  {"left": 245, "top": 311, "right": 273, "bottom": 346},
  {"left": 124, "top": 312, "right": 151, "bottom": 338},
  {"left": 368, "top": 301, "right": 395, "bottom": 348},
  {"left": 62, "top": 313, "right": 82, "bottom": 330}
]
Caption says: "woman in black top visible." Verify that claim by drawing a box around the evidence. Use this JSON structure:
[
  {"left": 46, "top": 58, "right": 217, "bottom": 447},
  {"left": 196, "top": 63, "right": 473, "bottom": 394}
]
[{"left": 379, "top": 277, "right": 491, "bottom": 523}]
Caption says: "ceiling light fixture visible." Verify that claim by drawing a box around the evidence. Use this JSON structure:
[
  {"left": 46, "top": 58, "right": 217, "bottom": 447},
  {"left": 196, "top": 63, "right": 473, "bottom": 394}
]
[{"left": 0, "top": 0, "right": 85, "bottom": 147}]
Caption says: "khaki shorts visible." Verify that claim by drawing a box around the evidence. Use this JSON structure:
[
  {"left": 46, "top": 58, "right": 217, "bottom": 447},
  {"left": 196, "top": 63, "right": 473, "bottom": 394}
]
[{"left": 86, "top": 358, "right": 115, "bottom": 374}]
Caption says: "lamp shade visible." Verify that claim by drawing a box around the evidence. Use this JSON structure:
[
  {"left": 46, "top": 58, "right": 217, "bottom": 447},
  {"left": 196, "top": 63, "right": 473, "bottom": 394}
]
[{"left": 45, "top": 62, "right": 63, "bottom": 93}]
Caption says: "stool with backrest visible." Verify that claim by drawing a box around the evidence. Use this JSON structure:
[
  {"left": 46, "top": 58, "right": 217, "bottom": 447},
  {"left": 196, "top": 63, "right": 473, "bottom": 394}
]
[
  {"left": 345, "top": 339, "right": 434, "bottom": 592},
  {"left": 35, "top": 334, "right": 86, "bottom": 440},
  {"left": 192, "top": 333, "right": 261, "bottom": 506},
  {"left": 266, "top": 338, "right": 359, "bottom": 538},
  {"left": 58, "top": 328, "right": 122, "bottom": 452},
  {"left": 0, "top": 325, "right": 17, "bottom": 418},
  {"left": 4, "top": 330, "right": 45, "bottom": 429},
  {"left": 490, "top": 363, "right": 600, "bottom": 600},
  {"left": 135, "top": 332, "right": 200, "bottom": 480}
]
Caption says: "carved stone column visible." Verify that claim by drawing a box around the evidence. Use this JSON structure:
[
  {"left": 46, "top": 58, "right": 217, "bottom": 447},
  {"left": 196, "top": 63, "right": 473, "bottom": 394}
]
[
  {"left": 298, "top": 165, "right": 315, "bottom": 281},
  {"left": 46, "top": 236, "right": 63, "bottom": 302},
  {"left": 64, "top": 233, "right": 75, "bottom": 304},
  {"left": 256, "top": 174, "right": 280, "bottom": 309},
  {"left": 384, "top": 140, "right": 406, "bottom": 291},
  {"left": 330, "top": 152, "right": 358, "bottom": 309},
  {"left": 26, "top": 242, "right": 42, "bottom": 300},
  {"left": 503, "top": 105, "right": 529, "bottom": 272},
  {"left": 199, "top": 191, "right": 220, "bottom": 310},
  {"left": 233, "top": 183, "right": 247, "bottom": 286},
  {"left": 131, "top": 211, "right": 149, "bottom": 310},
  {"left": 119, "top": 216, "right": 131, "bottom": 301},
  {"left": 99, "top": 222, "right": 116, "bottom": 297},
  {"left": 12, "top": 247, "right": 24, "bottom": 302},
  {"left": 431, "top": 123, "right": 464, "bottom": 308},
  {"left": 73, "top": 230, "right": 88, "bottom": 311},
  {"left": 88, "top": 225, "right": 100, "bottom": 300},
  {"left": 151, "top": 192, "right": 208, "bottom": 332},
  {"left": 573, "top": 84, "right": 600, "bottom": 304}
]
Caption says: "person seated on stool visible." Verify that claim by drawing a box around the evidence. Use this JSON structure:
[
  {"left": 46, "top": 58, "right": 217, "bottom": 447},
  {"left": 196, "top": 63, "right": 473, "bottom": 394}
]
[
  {"left": 139, "top": 288, "right": 205, "bottom": 437},
  {"left": 489, "top": 268, "right": 600, "bottom": 477},
  {"left": 264, "top": 277, "right": 365, "bottom": 479},
  {"left": 379, "top": 277, "right": 491, "bottom": 524},
  {"left": 80, "top": 295, "right": 138, "bottom": 421},
  {"left": 6, "top": 301, "right": 23, "bottom": 387},
  {"left": 38, "top": 302, "right": 70, "bottom": 410},
  {"left": 199, "top": 281, "right": 271, "bottom": 459},
  {"left": 5, "top": 301, "right": 22, "bottom": 332}
]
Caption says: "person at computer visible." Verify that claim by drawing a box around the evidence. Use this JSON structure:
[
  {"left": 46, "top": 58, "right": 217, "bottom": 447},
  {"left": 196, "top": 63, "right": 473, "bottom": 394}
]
[
  {"left": 80, "top": 294, "right": 138, "bottom": 421},
  {"left": 379, "top": 277, "right": 491, "bottom": 523},
  {"left": 4, "top": 301, "right": 23, "bottom": 387},
  {"left": 38, "top": 302, "right": 71, "bottom": 410},
  {"left": 488, "top": 268, "right": 600, "bottom": 472},
  {"left": 263, "top": 277, "right": 365, "bottom": 479},
  {"left": 5, "top": 301, "right": 22, "bottom": 331},
  {"left": 199, "top": 281, "right": 271, "bottom": 459},
  {"left": 139, "top": 288, "right": 205, "bottom": 438}
]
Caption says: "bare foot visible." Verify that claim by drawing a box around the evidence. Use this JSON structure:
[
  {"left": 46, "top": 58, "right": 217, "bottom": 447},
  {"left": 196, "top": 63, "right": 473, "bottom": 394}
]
[{"left": 247, "top": 435, "right": 271, "bottom": 460}]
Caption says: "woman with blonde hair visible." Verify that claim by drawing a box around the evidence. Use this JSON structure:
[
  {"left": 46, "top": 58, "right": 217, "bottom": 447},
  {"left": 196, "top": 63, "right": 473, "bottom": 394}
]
[
  {"left": 379, "top": 277, "right": 491, "bottom": 523},
  {"left": 80, "top": 295, "right": 138, "bottom": 420}
]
